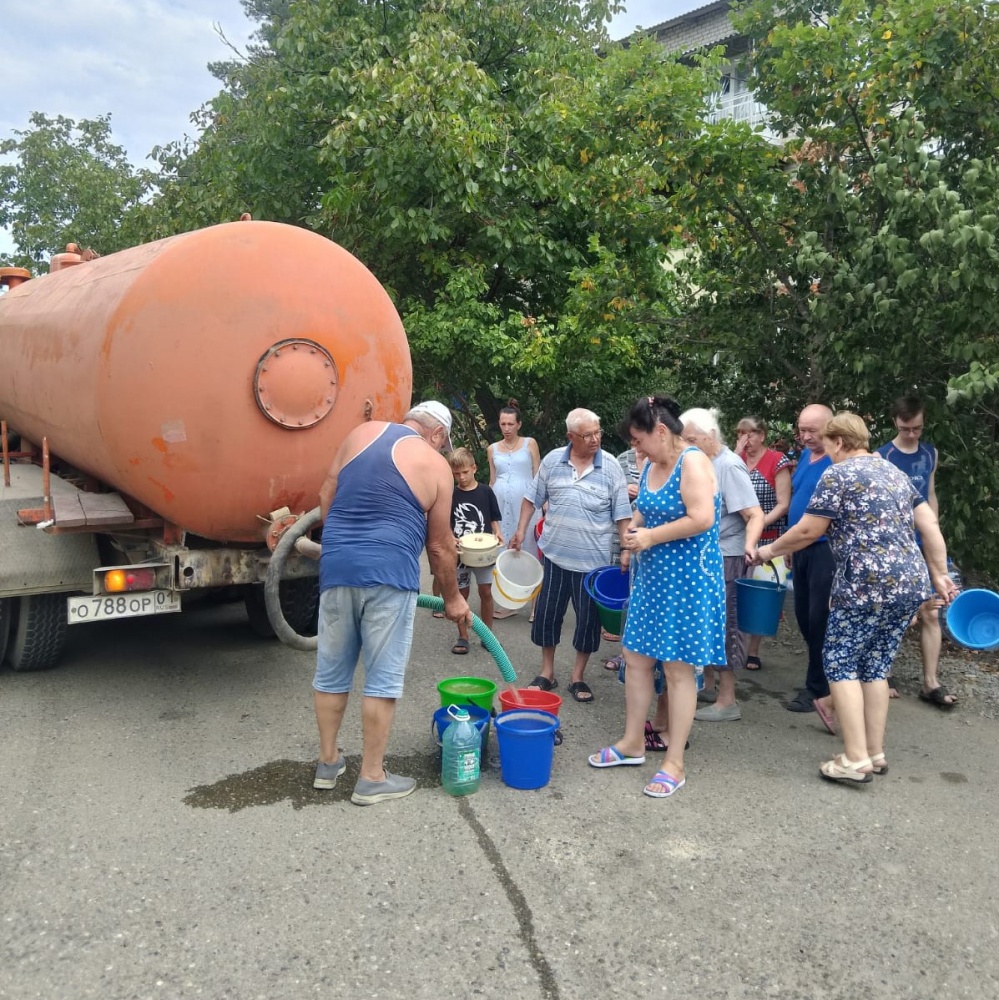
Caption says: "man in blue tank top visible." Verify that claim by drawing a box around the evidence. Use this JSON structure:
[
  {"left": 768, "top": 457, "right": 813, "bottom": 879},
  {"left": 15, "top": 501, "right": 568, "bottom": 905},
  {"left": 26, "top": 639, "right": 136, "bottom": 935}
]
[
  {"left": 312, "top": 401, "right": 471, "bottom": 804},
  {"left": 877, "top": 395, "right": 956, "bottom": 708},
  {"left": 785, "top": 403, "right": 834, "bottom": 714}
]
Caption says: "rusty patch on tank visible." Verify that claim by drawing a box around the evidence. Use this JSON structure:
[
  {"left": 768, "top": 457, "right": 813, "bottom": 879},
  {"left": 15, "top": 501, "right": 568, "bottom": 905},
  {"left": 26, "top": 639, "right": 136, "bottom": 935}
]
[{"left": 146, "top": 477, "right": 175, "bottom": 502}]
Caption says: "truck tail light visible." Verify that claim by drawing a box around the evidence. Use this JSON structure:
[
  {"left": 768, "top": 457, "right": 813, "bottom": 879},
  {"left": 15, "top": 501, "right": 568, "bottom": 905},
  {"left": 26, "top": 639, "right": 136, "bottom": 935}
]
[{"left": 103, "top": 568, "right": 157, "bottom": 593}]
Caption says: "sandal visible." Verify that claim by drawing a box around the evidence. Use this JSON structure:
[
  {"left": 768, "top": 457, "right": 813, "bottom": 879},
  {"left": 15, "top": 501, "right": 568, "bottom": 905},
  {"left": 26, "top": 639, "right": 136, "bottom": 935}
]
[
  {"left": 601, "top": 629, "right": 621, "bottom": 642},
  {"left": 643, "top": 770, "right": 685, "bottom": 798},
  {"left": 819, "top": 754, "right": 873, "bottom": 784},
  {"left": 451, "top": 638, "right": 469, "bottom": 655},
  {"left": 745, "top": 655, "right": 762, "bottom": 671},
  {"left": 644, "top": 721, "right": 667, "bottom": 752},
  {"left": 814, "top": 697, "right": 837, "bottom": 735},
  {"left": 887, "top": 676, "right": 901, "bottom": 699},
  {"left": 870, "top": 752, "right": 889, "bottom": 775},
  {"left": 918, "top": 685, "right": 957, "bottom": 709},
  {"left": 588, "top": 746, "right": 645, "bottom": 768},
  {"left": 567, "top": 681, "right": 594, "bottom": 703},
  {"left": 604, "top": 654, "right": 625, "bottom": 672},
  {"left": 432, "top": 611, "right": 445, "bottom": 619},
  {"left": 527, "top": 675, "right": 557, "bottom": 692}
]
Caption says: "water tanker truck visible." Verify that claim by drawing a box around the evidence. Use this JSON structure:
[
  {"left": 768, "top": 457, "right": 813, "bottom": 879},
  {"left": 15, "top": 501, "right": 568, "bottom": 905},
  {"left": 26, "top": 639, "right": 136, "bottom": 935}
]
[{"left": 0, "top": 219, "right": 412, "bottom": 670}]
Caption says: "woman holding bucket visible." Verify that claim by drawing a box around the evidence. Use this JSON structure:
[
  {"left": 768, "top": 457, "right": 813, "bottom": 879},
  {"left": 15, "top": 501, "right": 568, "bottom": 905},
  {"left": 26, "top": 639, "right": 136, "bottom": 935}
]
[
  {"left": 588, "top": 395, "right": 726, "bottom": 798},
  {"left": 735, "top": 415, "right": 792, "bottom": 671},
  {"left": 753, "top": 412, "right": 957, "bottom": 783},
  {"left": 488, "top": 401, "right": 541, "bottom": 619}
]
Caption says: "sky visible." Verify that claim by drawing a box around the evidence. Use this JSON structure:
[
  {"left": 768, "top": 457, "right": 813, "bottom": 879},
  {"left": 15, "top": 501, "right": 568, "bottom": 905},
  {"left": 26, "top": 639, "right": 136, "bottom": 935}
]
[{"left": 1, "top": 1, "right": 707, "bottom": 252}]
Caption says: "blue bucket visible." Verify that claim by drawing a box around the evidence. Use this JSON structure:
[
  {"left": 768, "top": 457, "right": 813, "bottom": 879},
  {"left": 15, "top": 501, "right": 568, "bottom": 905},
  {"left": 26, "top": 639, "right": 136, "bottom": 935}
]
[
  {"left": 585, "top": 566, "right": 630, "bottom": 609},
  {"left": 494, "top": 709, "right": 560, "bottom": 789},
  {"left": 432, "top": 703, "right": 492, "bottom": 754},
  {"left": 735, "top": 578, "right": 787, "bottom": 636},
  {"left": 945, "top": 589, "right": 999, "bottom": 650}
]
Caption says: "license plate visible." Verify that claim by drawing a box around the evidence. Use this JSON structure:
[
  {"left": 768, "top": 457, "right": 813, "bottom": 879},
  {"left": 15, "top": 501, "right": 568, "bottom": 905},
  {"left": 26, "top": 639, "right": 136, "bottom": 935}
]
[{"left": 67, "top": 590, "right": 182, "bottom": 624}]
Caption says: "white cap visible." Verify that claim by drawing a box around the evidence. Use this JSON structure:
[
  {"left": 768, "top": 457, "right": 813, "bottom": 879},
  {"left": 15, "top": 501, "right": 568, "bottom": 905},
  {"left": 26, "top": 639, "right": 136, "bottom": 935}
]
[{"left": 409, "top": 400, "right": 454, "bottom": 451}]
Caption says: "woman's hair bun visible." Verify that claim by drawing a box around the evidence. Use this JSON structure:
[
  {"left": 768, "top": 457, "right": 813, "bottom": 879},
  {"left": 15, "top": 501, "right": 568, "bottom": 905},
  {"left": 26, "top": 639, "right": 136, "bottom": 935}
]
[{"left": 656, "top": 395, "right": 682, "bottom": 421}]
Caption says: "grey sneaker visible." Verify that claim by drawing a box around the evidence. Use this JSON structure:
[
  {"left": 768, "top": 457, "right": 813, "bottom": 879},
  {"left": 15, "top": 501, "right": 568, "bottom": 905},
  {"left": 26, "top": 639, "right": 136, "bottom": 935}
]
[
  {"left": 314, "top": 758, "right": 347, "bottom": 790},
  {"left": 351, "top": 770, "right": 417, "bottom": 806},
  {"left": 694, "top": 702, "right": 742, "bottom": 722}
]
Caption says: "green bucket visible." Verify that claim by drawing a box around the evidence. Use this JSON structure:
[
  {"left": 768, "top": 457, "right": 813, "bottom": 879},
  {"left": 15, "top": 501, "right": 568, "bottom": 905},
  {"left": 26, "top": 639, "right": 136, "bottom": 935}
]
[
  {"left": 595, "top": 604, "right": 623, "bottom": 635},
  {"left": 437, "top": 676, "right": 498, "bottom": 714}
]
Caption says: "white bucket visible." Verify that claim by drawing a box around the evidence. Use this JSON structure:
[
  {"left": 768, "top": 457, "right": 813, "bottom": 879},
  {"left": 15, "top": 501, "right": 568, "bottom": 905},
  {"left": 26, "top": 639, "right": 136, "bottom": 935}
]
[{"left": 491, "top": 550, "right": 544, "bottom": 609}]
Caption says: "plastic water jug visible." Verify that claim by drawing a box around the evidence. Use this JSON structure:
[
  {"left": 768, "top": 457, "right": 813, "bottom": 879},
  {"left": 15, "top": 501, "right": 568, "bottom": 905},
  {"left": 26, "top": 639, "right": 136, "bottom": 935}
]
[{"left": 441, "top": 705, "right": 481, "bottom": 796}]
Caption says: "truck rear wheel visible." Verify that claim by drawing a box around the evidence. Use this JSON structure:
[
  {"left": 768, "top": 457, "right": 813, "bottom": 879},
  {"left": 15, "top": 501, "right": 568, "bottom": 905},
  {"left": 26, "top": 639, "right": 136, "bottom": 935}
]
[
  {"left": 5, "top": 594, "right": 69, "bottom": 671},
  {"left": 244, "top": 578, "right": 318, "bottom": 639}
]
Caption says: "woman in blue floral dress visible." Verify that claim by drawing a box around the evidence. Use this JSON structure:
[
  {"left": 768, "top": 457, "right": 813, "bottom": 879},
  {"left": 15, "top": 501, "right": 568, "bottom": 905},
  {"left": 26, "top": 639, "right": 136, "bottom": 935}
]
[
  {"left": 755, "top": 412, "right": 958, "bottom": 784},
  {"left": 588, "top": 395, "right": 726, "bottom": 798}
]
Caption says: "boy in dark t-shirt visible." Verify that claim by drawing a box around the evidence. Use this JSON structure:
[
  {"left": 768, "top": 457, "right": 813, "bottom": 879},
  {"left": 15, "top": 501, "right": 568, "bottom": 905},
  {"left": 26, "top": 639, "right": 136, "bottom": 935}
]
[
  {"left": 448, "top": 448, "right": 503, "bottom": 655},
  {"left": 876, "top": 395, "right": 956, "bottom": 708}
]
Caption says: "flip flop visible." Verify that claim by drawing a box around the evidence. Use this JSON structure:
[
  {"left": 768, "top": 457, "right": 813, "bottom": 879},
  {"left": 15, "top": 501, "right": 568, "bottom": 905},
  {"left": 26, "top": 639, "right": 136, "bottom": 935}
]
[
  {"left": 887, "top": 676, "right": 901, "bottom": 699},
  {"left": 813, "top": 697, "right": 837, "bottom": 735},
  {"left": 588, "top": 745, "right": 646, "bottom": 768},
  {"left": 745, "top": 656, "right": 762, "bottom": 671},
  {"left": 919, "top": 686, "right": 957, "bottom": 709},
  {"left": 527, "top": 675, "right": 557, "bottom": 692},
  {"left": 643, "top": 770, "right": 685, "bottom": 798},
  {"left": 451, "top": 638, "right": 469, "bottom": 655},
  {"left": 567, "top": 681, "right": 594, "bottom": 703},
  {"left": 432, "top": 611, "right": 445, "bottom": 619}
]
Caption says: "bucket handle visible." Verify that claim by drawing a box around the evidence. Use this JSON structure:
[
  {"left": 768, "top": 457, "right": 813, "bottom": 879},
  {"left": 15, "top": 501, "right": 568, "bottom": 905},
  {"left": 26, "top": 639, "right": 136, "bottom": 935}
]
[
  {"left": 431, "top": 716, "right": 443, "bottom": 748},
  {"left": 492, "top": 567, "right": 542, "bottom": 605},
  {"left": 764, "top": 559, "right": 785, "bottom": 589}
]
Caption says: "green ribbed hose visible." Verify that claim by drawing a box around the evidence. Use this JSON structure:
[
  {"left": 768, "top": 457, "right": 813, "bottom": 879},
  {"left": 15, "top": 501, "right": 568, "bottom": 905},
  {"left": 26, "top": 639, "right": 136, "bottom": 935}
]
[{"left": 416, "top": 594, "right": 518, "bottom": 684}]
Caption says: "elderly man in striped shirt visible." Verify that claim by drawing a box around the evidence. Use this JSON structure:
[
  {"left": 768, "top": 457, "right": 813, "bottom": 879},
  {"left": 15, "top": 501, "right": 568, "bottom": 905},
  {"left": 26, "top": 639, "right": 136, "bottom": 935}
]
[{"left": 510, "top": 408, "right": 632, "bottom": 703}]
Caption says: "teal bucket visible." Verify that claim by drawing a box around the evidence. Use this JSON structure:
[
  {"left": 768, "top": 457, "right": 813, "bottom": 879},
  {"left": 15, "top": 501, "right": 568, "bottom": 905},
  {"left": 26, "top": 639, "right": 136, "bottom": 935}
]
[
  {"left": 494, "top": 709, "right": 560, "bottom": 790},
  {"left": 735, "top": 578, "right": 787, "bottom": 636},
  {"left": 432, "top": 703, "right": 491, "bottom": 755}
]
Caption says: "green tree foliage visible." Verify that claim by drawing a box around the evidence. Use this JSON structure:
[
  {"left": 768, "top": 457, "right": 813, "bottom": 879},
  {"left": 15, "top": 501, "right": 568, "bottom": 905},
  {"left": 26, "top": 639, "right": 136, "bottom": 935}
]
[
  {"left": 143, "top": 0, "right": 721, "bottom": 447},
  {"left": 0, "top": 113, "right": 150, "bottom": 270},
  {"left": 668, "top": 0, "right": 999, "bottom": 577}
]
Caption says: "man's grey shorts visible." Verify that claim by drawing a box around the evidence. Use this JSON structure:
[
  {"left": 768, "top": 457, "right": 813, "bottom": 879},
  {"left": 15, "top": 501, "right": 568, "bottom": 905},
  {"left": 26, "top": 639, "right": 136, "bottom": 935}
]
[
  {"left": 458, "top": 562, "right": 494, "bottom": 590},
  {"left": 313, "top": 586, "right": 417, "bottom": 699}
]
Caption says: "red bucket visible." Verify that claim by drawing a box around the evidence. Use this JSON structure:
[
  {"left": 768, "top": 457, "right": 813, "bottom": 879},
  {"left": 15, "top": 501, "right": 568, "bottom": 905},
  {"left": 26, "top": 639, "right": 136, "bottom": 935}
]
[{"left": 499, "top": 688, "right": 562, "bottom": 718}]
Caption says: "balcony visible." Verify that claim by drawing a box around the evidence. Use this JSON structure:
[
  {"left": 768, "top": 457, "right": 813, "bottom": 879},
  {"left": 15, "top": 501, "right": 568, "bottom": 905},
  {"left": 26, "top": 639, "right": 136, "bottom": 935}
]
[{"left": 707, "top": 90, "right": 769, "bottom": 129}]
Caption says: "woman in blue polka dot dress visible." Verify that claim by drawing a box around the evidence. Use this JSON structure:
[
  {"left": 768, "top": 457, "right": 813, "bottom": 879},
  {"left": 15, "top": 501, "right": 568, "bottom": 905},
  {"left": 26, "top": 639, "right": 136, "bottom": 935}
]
[{"left": 588, "top": 395, "right": 726, "bottom": 798}]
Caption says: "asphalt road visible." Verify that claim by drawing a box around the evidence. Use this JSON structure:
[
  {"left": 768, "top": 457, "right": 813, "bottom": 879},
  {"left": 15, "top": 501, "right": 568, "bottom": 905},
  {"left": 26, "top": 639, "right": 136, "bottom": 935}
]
[{"left": 2, "top": 571, "right": 998, "bottom": 1000}]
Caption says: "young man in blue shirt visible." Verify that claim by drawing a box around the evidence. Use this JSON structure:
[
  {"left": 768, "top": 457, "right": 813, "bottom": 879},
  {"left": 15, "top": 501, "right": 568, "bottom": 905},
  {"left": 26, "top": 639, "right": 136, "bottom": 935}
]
[{"left": 877, "top": 396, "right": 956, "bottom": 708}]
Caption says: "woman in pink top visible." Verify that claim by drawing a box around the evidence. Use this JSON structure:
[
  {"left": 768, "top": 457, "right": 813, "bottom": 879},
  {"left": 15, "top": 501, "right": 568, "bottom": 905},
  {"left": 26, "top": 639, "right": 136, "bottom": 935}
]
[{"left": 735, "top": 416, "right": 792, "bottom": 671}]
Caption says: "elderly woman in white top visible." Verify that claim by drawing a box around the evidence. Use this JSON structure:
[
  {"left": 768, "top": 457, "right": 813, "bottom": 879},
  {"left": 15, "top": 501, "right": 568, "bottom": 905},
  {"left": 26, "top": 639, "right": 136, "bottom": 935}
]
[{"left": 678, "top": 408, "right": 764, "bottom": 723}]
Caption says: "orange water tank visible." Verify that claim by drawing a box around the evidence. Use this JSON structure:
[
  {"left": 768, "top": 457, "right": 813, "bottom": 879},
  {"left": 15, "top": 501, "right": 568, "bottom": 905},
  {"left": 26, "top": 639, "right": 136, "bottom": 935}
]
[{"left": 0, "top": 221, "right": 412, "bottom": 542}]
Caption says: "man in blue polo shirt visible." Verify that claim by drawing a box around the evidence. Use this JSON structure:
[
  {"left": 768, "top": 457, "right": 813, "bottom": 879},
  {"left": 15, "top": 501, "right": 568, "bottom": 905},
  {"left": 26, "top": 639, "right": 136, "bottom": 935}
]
[
  {"left": 511, "top": 408, "right": 632, "bottom": 703},
  {"left": 786, "top": 403, "right": 834, "bottom": 713}
]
